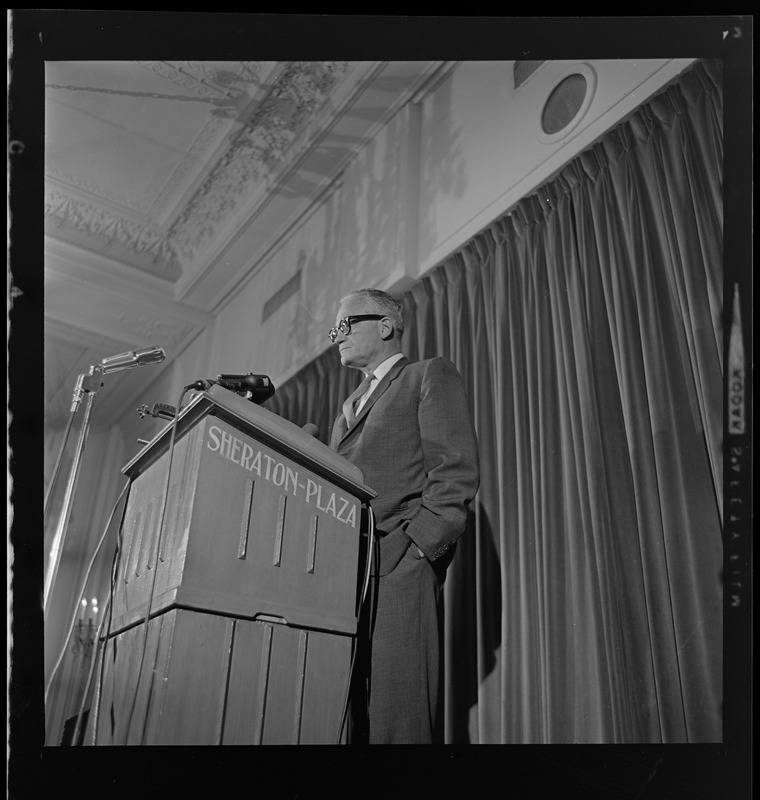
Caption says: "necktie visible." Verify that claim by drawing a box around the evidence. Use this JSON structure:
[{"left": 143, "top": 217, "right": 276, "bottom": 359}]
[{"left": 342, "top": 373, "right": 375, "bottom": 428}]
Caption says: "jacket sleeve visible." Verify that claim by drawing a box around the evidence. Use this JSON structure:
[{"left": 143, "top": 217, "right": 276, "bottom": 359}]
[{"left": 378, "top": 357, "right": 479, "bottom": 574}]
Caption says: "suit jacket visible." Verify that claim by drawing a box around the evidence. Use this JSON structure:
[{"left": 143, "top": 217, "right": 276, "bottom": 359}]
[{"left": 330, "top": 356, "right": 479, "bottom": 577}]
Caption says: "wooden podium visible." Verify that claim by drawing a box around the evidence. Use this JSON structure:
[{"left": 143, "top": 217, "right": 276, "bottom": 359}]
[{"left": 90, "top": 385, "right": 375, "bottom": 745}]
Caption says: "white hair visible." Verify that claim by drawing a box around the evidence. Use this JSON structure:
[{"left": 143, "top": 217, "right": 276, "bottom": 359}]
[{"left": 341, "top": 288, "right": 404, "bottom": 338}]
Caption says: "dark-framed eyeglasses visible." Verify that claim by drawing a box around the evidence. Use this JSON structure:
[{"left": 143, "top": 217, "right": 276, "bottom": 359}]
[{"left": 328, "top": 315, "right": 385, "bottom": 343}]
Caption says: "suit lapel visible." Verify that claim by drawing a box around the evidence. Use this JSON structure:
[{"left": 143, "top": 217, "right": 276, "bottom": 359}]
[
  {"left": 337, "top": 356, "right": 408, "bottom": 446},
  {"left": 332, "top": 412, "right": 348, "bottom": 445}
]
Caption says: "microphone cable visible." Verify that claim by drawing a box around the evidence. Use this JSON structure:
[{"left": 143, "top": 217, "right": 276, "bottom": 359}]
[
  {"left": 44, "top": 480, "right": 130, "bottom": 710},
  {"left": 70, "top": 589, "right": 112, "bottom": 745},
  {"left": 122, "top": 385, "right": 195, "bottom": 745},
  {"left": 86, "top": 503, "right": 125, "bottom": 745},
  {"left": 336, "top": 504, "right": 375, "bottom": 744}
]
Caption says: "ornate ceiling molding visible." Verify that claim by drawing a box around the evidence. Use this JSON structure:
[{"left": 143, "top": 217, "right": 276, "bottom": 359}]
[
  {"left": 44, "top": 167, "right": 147, "bottom": 213},
  {"left": 136, "top": 61, "right": 279, "bottom": 223},
  {"left": 43, "top": 60, "right": 354, "bottom": 282},
  {"left": 44, "top": 188, "right": 183, "bottom": 278},
  {"left": 165, "top": 61, "right": 353, "bottom": 266}
]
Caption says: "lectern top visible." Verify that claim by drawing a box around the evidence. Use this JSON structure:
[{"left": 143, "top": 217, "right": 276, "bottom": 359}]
[{"left": 123, "top": 384, "right": 376, "bottom": 503}]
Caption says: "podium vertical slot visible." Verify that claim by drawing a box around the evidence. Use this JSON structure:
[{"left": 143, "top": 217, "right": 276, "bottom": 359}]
[
  {"left": 159, "top": 484, "right": 178, "bottom": 563},
  {"left": 219, "top": 619, "right": 237, "bottom": 745},
  {"left": 273, "top": 494, "right": 287, "bottom": 567},
  {"left": 145, "top": 492, "right": 164, "bottom": 571},
  {"left": 238, "top": 479, "right": 255, "bottom": 559},
  {"left": 306, "top": 514, "right": 318, "bottom": 574},
  {"left": 124, "top": 510, "right": 141, "bottom": 584},
  {"left": 292, "top": 629, "right": 309, "bottom": 743},
  {"left": 135, "top": 502, "right": 155, "bottom": 577},
  {"left": 131, "top": 508, "right": 148, "bottom": 579},
  {"left": 252, "top": 623, "right": 274, "bottom": 745}
]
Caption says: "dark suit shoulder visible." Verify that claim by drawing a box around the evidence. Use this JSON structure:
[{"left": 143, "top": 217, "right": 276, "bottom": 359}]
[
  {"left": 398, "top": 355, "right": 457, "bottom": 372},
  {"left": 420, "top": 355, "right": 463, "bottom": 378},
  {"left": 394, "top": 356, "right": 463, "bottom": 383},
  {"left": 392, "top": 357, "right": 466, "bottom": 401}
]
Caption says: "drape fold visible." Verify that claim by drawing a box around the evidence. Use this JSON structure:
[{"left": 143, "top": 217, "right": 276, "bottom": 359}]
[{"left": 266, "top": 59, "right": 723, "bottom": 743}]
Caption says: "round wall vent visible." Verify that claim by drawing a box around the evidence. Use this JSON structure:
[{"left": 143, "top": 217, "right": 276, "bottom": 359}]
[
  {"left": 542, "top": 73, "right": 588, "bottom": 134},
  {"left": 538, "top": 63, "right": 597, "bottom": 143}
]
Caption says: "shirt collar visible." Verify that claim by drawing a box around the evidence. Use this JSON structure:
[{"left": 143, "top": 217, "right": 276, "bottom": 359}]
[{"left": 367, "top": 352, "right": 404, "bottom": 385}]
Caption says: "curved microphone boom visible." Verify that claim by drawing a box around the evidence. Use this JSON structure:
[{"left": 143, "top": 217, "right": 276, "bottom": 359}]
[{"left": 101, "top": 346, "right": 166, "bottom": 374}]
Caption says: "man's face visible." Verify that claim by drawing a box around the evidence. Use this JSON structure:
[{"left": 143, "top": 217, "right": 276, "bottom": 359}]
[{"left": 333, "top": 295, "right": 386, "bottom": 371}]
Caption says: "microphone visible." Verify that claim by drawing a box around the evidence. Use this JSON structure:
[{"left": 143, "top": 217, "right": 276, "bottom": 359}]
[
  {"left": 137, "top": 402, "right": 176, "bottom": 420},
  {"left": 302, "top": 423, "right": 321, "bottom": 438},
  {"left": 186, "top": 373, "right": 276, "bottom": 405},
  {"left": 216, "top": 373, "right": 274, "bottom": 397},
  {"left": 101, "top": 346, "right": 166, "bottom": 374}
]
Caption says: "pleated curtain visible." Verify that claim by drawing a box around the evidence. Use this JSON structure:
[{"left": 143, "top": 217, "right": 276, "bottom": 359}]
[{"left": 266, "top": 59, "right": 723, "bottom": 743}]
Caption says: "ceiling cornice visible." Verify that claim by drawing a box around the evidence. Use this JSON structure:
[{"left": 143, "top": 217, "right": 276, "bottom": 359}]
[{"left": 45, "top": 186, "right": 184, "bottom": 280}]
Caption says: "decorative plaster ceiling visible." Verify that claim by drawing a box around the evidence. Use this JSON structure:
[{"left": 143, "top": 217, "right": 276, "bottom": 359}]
[
  {"left": 43, "top": 59, "right": 445, "bottom": 431},
  {"left": 45, "top": 60, "right": 353, "bottom": 281}
]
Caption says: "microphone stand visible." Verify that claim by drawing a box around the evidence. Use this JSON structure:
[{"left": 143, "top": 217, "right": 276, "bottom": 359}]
[
  {"left": 43, "top": 403, "right": 78, "bottom": 522},
  {"left": 43, "top": 365, "right": 104, "bottom": 616},
  {"left": 43, "top": 346, "right": 166, "bottom": 618}
]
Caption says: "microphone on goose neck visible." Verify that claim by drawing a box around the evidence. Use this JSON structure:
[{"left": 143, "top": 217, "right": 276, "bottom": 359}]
[{"left": 185, "top": 373, "right": 276, "bottom": 404}]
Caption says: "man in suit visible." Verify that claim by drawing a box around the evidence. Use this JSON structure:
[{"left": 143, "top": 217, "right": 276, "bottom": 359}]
[{"left": 329, "top": 288, "right": 479, "bottom": 744}]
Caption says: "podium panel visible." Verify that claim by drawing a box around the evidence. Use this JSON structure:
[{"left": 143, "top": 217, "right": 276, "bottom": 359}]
[
  {"left": 223, "top": 615, "right": 352, "bottom": 745},
  {"left": 94, "top": 608, "right": 351, "bottom": 744},
  {"left": 112, "top": 415, "right": 366, "bottom": 635},
  {"left": 90, "top": 387, "right": 374, "bottom": 746}
]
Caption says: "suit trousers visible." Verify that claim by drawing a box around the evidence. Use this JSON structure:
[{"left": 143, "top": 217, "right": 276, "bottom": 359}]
[{"left": 352, "top": 543, "right": 444, "bottom": 744}]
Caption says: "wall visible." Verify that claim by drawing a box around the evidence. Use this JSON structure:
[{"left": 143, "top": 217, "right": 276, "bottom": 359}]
[
  {"left": 416, "top": 59, "right": 698, "bottom": 270},
  {"left": 209, "top": 107, "right": 414, "bottom": 384}
]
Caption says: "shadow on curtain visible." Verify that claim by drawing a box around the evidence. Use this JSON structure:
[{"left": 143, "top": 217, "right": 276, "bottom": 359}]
[{"left": 266, "top": 58, "right": 723, "bottom": 743}]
